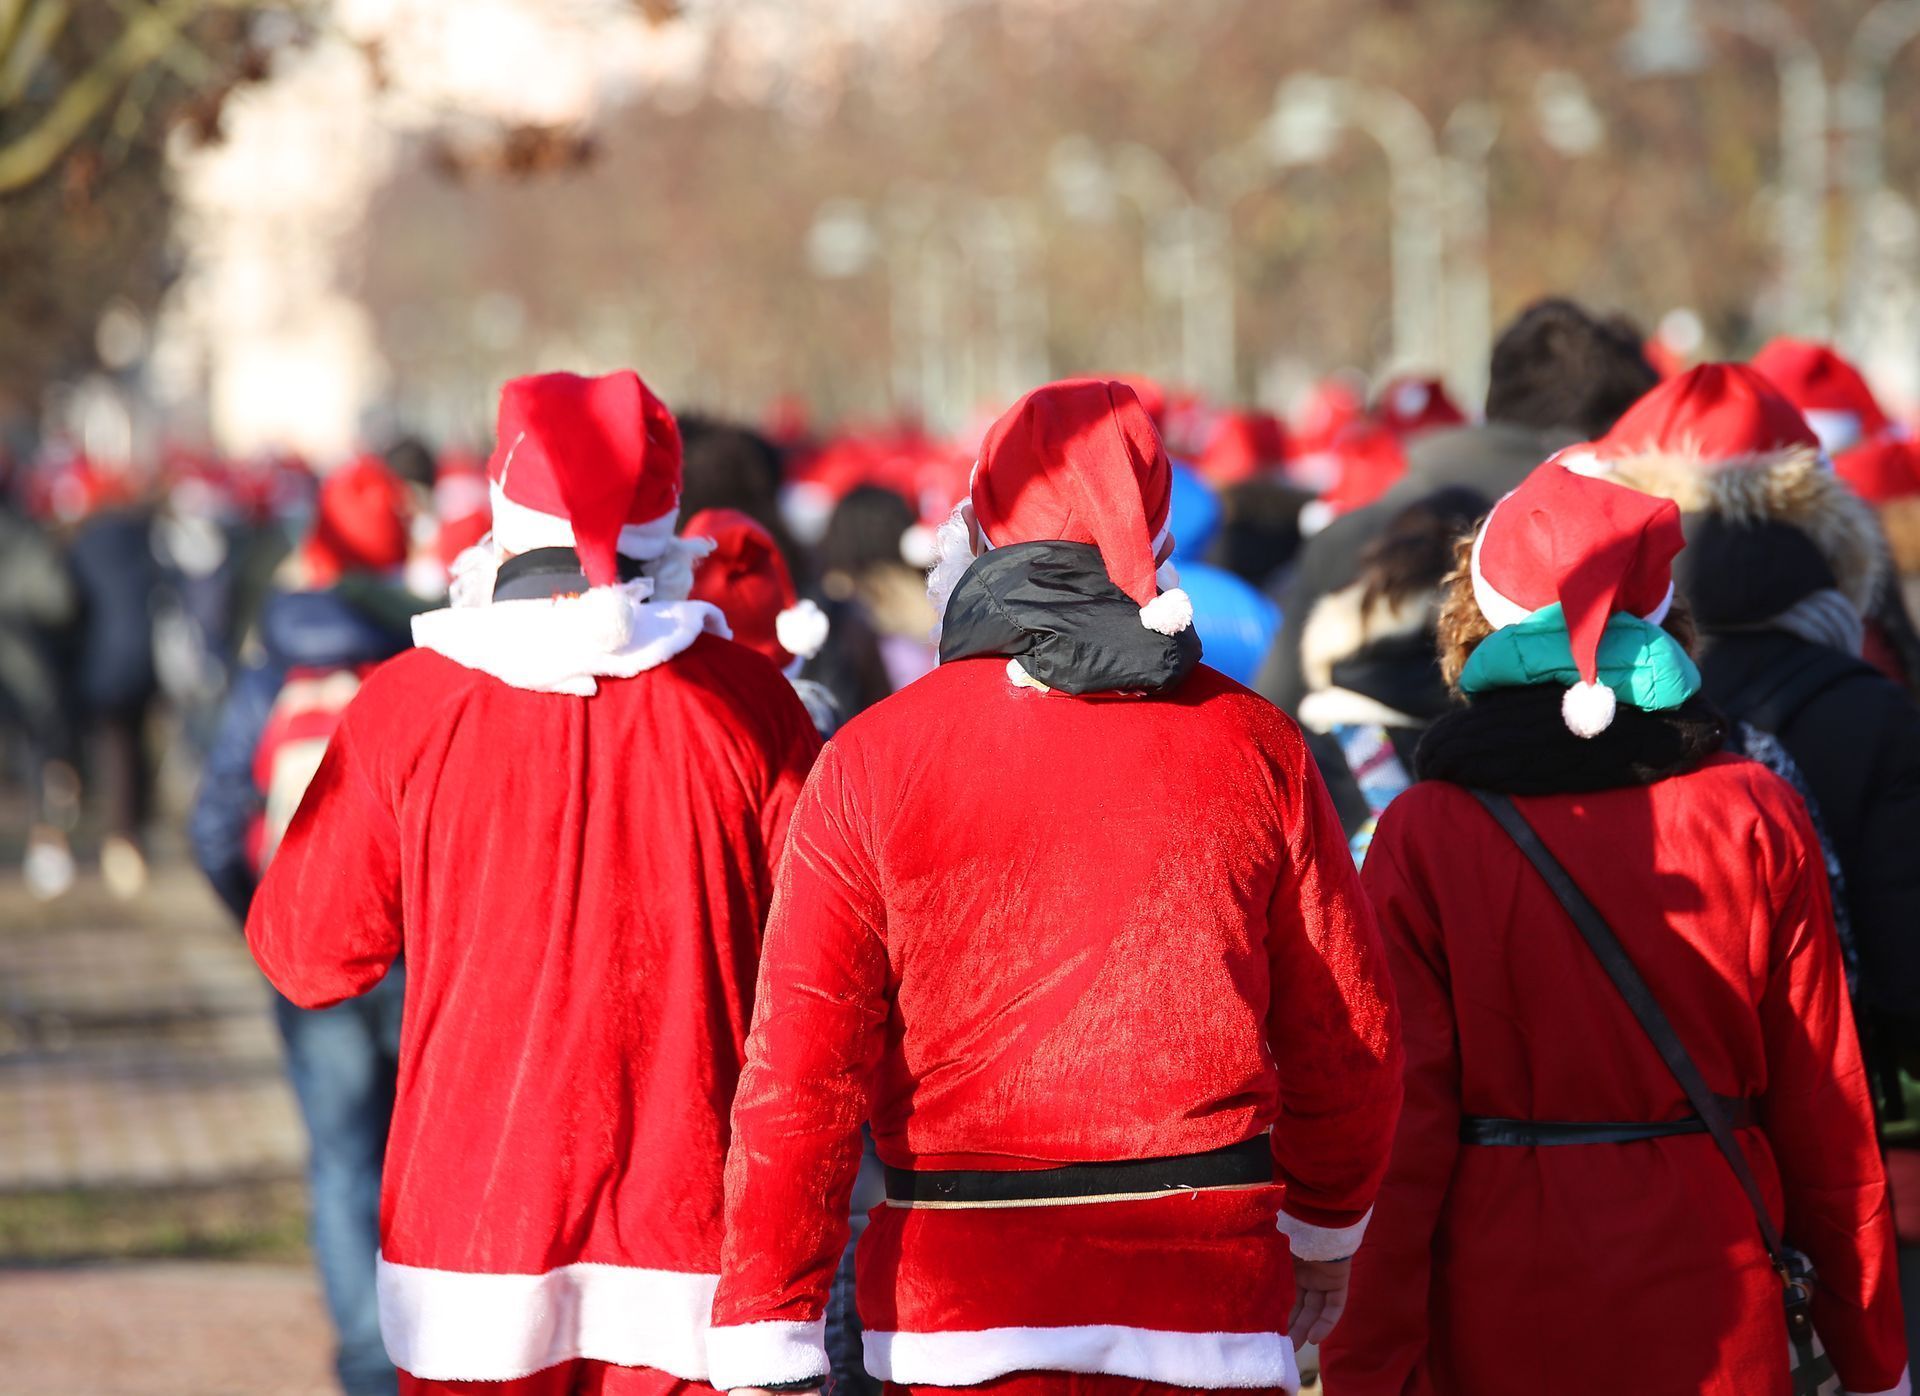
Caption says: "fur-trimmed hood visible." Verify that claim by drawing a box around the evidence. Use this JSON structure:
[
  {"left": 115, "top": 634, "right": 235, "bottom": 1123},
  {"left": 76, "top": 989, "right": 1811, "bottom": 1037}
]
[
  {"left": 1296, "top": 578, "right": 1450, "bottom": 730},
  {"left": 1605, "top": 444, "right": 1886, "bottom": 615}
]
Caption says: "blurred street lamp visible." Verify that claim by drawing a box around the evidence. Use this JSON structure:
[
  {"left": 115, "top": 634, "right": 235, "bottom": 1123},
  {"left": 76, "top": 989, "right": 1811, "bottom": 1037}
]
[
  {"left": 1534, "top": 71, "right": 1606, "bottom": 157},
  {"left": 1620, "top": 0, "right": 1711, "bottom": 76},
  {"left": 1621, "top": 0, "right": 1920, "bottom": 341},
  {"left": 806, "top": 199, "right": 880, "bottom": 280},
  {"left": 1264, "top": 74, "right": 1449, "bottom": 375}
]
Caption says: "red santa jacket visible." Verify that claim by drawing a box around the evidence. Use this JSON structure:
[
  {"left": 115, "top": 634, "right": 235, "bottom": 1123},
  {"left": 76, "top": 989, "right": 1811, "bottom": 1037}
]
[
  {"left": 247, "top": 635, "right": 821, "bottom": 1386},
  {"left": 707, "top": 655, "right": 1403, "bottom": 1391},
  {"left": 1324, "top": 757, "right": 1909, "bottom": 1396}
]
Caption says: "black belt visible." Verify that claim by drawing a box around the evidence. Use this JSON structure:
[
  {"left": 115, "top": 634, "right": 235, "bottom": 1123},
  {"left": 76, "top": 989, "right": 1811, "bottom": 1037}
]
[
  {"left": 1462, "top": 1097, "right": 1756, "bottom": 1147},
  {"left": 883, "top": 1136, "right": 1273, "bottom": 1204}
]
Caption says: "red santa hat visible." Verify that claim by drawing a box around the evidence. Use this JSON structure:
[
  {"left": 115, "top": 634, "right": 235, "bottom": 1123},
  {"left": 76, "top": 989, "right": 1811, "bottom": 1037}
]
[
  {"left": 970, "top": 378, "right": 1192, "bottom": 634},
  {"left": 1196, "top": 410, "right": 1289, "bottom": 486},
  {"left": 488, "top": 370, "right": 683, "bottom": 584},
  {"left": 1566, "top": 362, "right": 1819, "bottom": 475},
  {"left": 304, "top": 456, "right": 412, "bottom": 586},
  {"left": 1373, "top": 375, "right": 1467, "bottom": 438},
  {"left": 684, "top": 507, "right": 828, "bottom": 671},
  {"left": 1835, "top": 435, "right": 1920, "bottom": 505},
  {"left": 1750, "top": 338, "right": 1892, "bottom": 454},
  {"left": 1471, "top": 465, "right": 1686, "bottom": 737}
]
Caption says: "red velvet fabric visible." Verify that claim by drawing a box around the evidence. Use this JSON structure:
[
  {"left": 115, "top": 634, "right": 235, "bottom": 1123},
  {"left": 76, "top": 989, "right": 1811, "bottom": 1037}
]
[
  {"left": 401, "top": 1361, "right": 714, "bottom": 1395},
  {"left": 712, "top": 657, "right": 1402, "bottom": 1370},
  {"left": 1324, "top": 758, "right": 1908, "bottom": 1396},
  {"left": 887, "top": 1378, "right": 1289, "bottom": 1396},
  {"left": 247, "top": 636, "right": 820, "bottom": 1333}
]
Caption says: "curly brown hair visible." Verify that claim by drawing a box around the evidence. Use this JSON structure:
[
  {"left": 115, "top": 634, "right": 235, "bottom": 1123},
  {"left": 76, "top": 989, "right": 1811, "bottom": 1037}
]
[{"left": 1435, "top": 531, "right": 1697, "bottom": 692}]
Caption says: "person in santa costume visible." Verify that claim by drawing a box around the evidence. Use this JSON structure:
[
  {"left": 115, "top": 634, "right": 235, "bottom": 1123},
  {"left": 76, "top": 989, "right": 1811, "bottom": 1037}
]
[
  {"left": 1322, "top": 460, "right": 1908, "bottom": 1396},
  {"left": 706, "top": 377, "right": 1403, "bottom": 1396},
  {"left": 683, "top": 507, "right": 837, "bottom": 737},
  {"left": 246, "top": 370, "right": 823, "bottom": 1396}
]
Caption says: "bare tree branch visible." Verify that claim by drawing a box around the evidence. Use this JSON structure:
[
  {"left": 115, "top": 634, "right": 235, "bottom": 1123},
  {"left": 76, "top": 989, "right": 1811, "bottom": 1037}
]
[
  {"left": 0, "top": 0, "right": 257, "bottom": 196},
  {"left": 0, "top": 0, "right": 72, "bottom": 107}
]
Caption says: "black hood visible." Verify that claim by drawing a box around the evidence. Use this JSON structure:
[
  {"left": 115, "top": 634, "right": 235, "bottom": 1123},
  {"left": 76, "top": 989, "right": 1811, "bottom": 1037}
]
[{"left": 938, "top": 540, "right": 1202, "bottom": 696}]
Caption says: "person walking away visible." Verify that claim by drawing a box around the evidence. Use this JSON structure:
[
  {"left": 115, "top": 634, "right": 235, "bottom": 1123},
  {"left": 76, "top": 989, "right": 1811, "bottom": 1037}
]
[
  {"left": 245, "top": 371, "right": 821, "bottom": 1396},
  {"left": 707, "top": 378, "right": 1402, "bottom": 1396},
  {"left": 66, "top": 469, "right": 161, "bottom": 897},
  {"left": 1323, "top": 462, "right": 1908, "bottom": 1396},
  {"left": 0, "top": 488, "right": 80, "bottom": 898},
  {"left": 1255, "top": 297, "right": 1658, "bottom": 713},
  {"left": 1293, "top": 488, "right": 1482, "bottom": 859},
  {"left": 683, "top": 508, "right": 838, "bottom": 737},
  {"left": 1592, "top": 361, "right": 1920, "bottom": 1363},
  {"left": 190, "top": 456, "right": 420, "bottom": 1396}
]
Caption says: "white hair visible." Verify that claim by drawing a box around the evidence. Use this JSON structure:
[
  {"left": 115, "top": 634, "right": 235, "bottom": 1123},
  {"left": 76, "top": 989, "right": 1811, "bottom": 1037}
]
[{"left": 925, "top": 500, "right": 980, "bottom": 646}]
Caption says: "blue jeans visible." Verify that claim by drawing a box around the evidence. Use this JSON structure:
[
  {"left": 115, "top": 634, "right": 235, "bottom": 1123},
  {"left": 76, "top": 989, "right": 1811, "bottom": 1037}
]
[{"left": 274, "top": 963, "right": 405, "bottom": 1396}]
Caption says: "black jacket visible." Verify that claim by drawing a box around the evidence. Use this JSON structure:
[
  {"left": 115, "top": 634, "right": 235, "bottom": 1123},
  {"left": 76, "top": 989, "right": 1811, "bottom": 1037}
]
[
  {"left": 1700, "top": 629, "right": 1920, "bottom": 1044},
  {"left": 1254, "top": 421, "right": 1573, "bottom": 712}
]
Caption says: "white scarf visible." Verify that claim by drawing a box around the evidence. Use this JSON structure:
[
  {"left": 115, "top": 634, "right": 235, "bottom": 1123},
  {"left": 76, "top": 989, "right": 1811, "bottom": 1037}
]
[{"left": 412, "top": 535, "right": 730, "bottom": 696}]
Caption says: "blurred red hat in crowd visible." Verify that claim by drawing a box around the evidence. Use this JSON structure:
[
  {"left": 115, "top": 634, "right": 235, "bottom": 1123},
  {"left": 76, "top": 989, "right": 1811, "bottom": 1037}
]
[
  {"left": 305, "top": 456, "right": 412, "bottom": 585},
  {"left": 684, "top": 507, "right": 827, "bottom": 671}
]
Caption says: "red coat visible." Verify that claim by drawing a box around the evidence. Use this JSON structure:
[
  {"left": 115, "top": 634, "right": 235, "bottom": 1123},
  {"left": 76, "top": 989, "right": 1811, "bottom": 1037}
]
[
  {"left": 1323, "top": 756, "right": 1909, "bottom": 1396},
  {"left": 706, "top": 657, "right": 1402, "bottom": 1392},
  {"left": 246, "top": 636, "right": 821, "bottom": 1388}
]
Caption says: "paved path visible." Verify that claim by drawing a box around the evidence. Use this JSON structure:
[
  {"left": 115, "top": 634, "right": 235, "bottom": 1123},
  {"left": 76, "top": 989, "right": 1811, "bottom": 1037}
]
[
  {"left": 0, "top": 1261, "right": 335, "bottom": 1395},
  {"left": 0, "top": 867, "right": 304, "bottom": 1191}
]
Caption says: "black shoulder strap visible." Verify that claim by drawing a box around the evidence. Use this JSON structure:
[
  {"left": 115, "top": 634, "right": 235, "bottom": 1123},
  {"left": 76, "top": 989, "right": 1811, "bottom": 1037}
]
[{"left": 1468, "top": 788, "right": 1787, "bottom": 1267}]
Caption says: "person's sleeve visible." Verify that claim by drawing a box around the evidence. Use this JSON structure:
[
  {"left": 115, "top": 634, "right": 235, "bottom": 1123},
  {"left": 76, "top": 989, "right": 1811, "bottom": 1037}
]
[
  {"left": 708, "top": 740, "right": 889, "bottom": 1392},
  {"left": 1759, "top": 804, "right": 1909, "bottom": 1396},
  {"left": 1264, "top": 729, "right": 1404, "bottom": 1261},
  {"left": 188, "top": 660, "right": 280, "bottom": 923},
  {"left": 244, "top": 695, "right": 403, "bottom": 1009},
  {"left": 1320, "top": 812, "right": 1459, "bottom": 1396}
]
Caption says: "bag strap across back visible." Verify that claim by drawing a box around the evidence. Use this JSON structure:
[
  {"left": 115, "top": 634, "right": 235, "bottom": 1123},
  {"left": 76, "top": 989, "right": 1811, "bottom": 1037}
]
[{"left": 1466, "top": 788, "right": 1787, "bottom": 1269}]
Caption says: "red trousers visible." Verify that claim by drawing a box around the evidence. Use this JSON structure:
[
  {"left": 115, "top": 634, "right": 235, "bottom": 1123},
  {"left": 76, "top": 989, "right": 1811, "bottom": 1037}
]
[{"left": 399, "top": 1363, "right": 713, "bottom": 1396}]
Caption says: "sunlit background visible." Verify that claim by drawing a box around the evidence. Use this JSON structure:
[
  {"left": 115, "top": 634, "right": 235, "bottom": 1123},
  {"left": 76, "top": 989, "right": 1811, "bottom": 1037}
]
[{"left": 6, "top": 2, "right": 1920, "bottom": 1391}]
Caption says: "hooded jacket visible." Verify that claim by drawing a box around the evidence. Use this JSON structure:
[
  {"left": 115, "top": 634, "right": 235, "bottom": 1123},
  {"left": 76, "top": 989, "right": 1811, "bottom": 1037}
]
[{"left": 708, "top": 542, "right": 1402, "bottom": 1393}]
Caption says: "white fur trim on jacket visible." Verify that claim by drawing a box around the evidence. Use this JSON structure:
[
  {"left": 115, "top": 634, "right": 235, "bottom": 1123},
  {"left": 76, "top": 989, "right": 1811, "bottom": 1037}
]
[
  {"left": 863, "top": 1324, "right": 1298, "bottom": 1391},
  {"left": 705, "top": 1318, "right": 829, "bottom": 1392},
  {"left": 490, "top": 484, "right": 680, "bottom": 562},
  {"left": 375, "top": 1254, "right": 717, "bottom": 1382},
  {"left": 412, "top": 579, "right": 731, "bottom": 695},
  {"left": 1276, "top": 1206, "right": 1371, "bottom": 1262}
]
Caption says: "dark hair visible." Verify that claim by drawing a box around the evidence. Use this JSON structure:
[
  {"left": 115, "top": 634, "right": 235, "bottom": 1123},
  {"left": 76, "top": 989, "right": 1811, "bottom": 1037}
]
[
  {"left": 675, "top": 415, "right": 803, "bottom": 568},
  {"left": 1356, "top": 486, "right": 1487, "bottom": 618},
  {"left": 383, "top": 435, "right": 438, "bottom": 491},
  {"left": 817, "top": 484, "right": 917, "bottom": 581},
  {"left": 1485, "top": 298, "right": 1659, "bottom": 438}
]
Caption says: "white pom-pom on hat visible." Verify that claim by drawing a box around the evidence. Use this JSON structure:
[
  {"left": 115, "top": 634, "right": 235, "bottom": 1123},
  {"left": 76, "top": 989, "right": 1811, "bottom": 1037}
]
[
  {"left": 579, "top": 585, "right": 638, "bottom": 653},
  {"left": 1562, "top": 679, "right": 1617, "bottom": 739},
  {"left": 774, "top": 598, "right": 830, "bottom": 660},
  {"left": 1139, "top": 587, "right": 1194, "bottom": 636}
]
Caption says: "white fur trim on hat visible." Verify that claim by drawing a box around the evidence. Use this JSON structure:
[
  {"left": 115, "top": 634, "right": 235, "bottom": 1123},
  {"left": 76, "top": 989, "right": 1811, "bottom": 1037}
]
[
  {"left": 1468, "top": 497, "right": 1533, "bottom": 630},
  {"left": 1140, "top": 587, "right": 1194, "bottom": 635},
  {"left": 1562, "top": 679, "right": 1618, "bottom": 738},
  {"left": 774, "top": 598, "right": 830, "bottom": 660},
  {"left": 900, "top": 523, "right": 938, "bottom": 569},
  {"left": 490, "top": 482, "right": 680, "bottom": 562}
]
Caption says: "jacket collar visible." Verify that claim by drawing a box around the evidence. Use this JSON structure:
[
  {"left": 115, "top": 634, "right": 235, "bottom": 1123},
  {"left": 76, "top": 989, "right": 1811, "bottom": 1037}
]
[{"left": 937, "top": 540, "right": 1201, "bottom": 696}]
